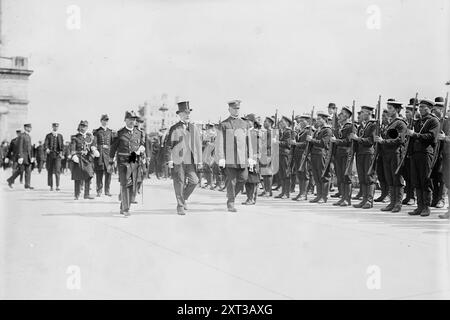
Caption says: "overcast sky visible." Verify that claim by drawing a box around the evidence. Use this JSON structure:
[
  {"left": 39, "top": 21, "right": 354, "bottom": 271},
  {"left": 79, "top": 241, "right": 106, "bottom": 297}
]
[{"left": 2, "top": 0, "right": 449, "bottom": 140}]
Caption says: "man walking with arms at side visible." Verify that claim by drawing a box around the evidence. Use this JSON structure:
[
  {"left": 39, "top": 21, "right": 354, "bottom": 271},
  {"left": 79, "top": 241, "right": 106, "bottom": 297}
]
[
  {"left": 93, "top": 114, "right": 114, "bottom": 197},
  {"left": 44, "top": 123, "right": 64, "bottom": 191},
  {"left": 7, "top": 124, "right": 35, "bottom": 189}
]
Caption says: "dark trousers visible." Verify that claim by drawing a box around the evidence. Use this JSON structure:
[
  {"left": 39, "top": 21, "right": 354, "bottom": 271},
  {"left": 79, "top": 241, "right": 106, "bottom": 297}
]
[
  {"left": 225, "top": 167, "right": 248, "bottom": 204},
  {"left": 382, "top": 151, "right": 404, "bottom": 187},
  {"left": 74, "top": 178, "right": 92, "bottom": 198},
  {"left": 311, "top": 153, "right": 330, "bottom": 199},
  {"left": 335, "top": 153, "right": 352, "bottom": 186},
  {"left": 8, "top": 163, "right": 31, "bottom": 187},
  {"left": 120, "top": 185, "right": 133, "bottom": 212},
  {"left": 47, "top": 157, "right": 61, "bottom": 188},
  {"left": 411, "top": 152, "right": 433, "bottom": 207},
  {"left": 173, "top": 164, "right": 199, "bottom": 208},
  {"left": 95, "top": 170, "right": 111, "bottom": 194},
  {"left": 245, "top": 182, "right": 258, "bottom": 202},
  {"left": 356, "top": 154, "right": 376, "bottom": 185},
  {"left": 430, "top": 167, "right": 444, "bottom": 204},
  {"left": 37, "top": 160, "right": 44, "bottom": 173},
  {"left": 262, "top": 175, "right": 273, "bottom": 194}
]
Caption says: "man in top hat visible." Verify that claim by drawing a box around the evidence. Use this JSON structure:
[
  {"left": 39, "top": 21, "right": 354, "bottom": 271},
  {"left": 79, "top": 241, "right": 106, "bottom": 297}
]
[
  {"left": 374, "top": 100, "right": 408, "bottom": 212},
  {"left": 166, "top": 101, "right": 202, "bottom": 215},
  {"left": 330, "top": 106, "right": 355, "bottom": 206},
  {"left": 291, "top": 113, "right": 312, "bottom": 201},
  {"left": 407, "top": 99, "right": 440, "bottom": 217},
  {"left": 7, "top": 124, "right": 35, "bottom": 189},
  {"left": 306, "top": 111, "right": 332, "bottom": 203},
  {"left": 70, "top": 120, "right": 99, "bottom": 200},
  {"left": 216, "top": 99, "right": 255, "bottom": 212},
  {"left": 274, "top": 115, "right": 294, "bottom": 199},
  {"left": 429, "top": 96, "right": 446, "bottom": 208},
  {"left": 44, "top": 122, "right": 64, "bottom": 191},
  {"left": 110, "top": 111, "right": 145, "bottom": 216},
  {"left": 92, "top": 114, "right": 114, "bottom": 197},
  {"left": 350, "top": 106, "right": 377, "bottom": 209},
  {"left": 259, "top": 116, "right": 276, "bottom": 197},
  {"left": 400, "top": 99, "right": 419, "bottom": 205}
]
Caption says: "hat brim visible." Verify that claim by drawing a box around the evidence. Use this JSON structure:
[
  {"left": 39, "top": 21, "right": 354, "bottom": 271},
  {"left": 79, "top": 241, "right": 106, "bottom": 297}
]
[{"left": 176, "top": 108, "right": 193, "bottom": 114}]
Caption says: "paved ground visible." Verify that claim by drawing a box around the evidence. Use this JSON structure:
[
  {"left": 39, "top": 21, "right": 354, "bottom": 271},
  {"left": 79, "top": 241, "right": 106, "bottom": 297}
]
[{"left": 0, "top": 169, "right": 449, "bottom": 299}]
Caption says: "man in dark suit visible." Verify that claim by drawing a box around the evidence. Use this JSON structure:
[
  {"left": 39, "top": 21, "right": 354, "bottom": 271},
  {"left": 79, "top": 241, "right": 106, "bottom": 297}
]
[
  {"left": 110, "top": 111, "right": 145, "bottom": 216},
  {"left": 44, "top": 123, "right": 64, "bottom": 191},
  {"left": 35, "top": 140, "right": 46, "bottom": 173},
  {"left": 216, "top": 99, "right": 255, "bottom": 212},
  {"left": 93, "top": 114, "right": 114, "bottom": 197},
  {"left": 7, "top": 124, "right": 35, "bottom": 189},
  {"left": 166, "top": 101, "right": 202, "bottom": 215},
  {"left": 4, "top": 130, "right": 21, "bottom": 172}
]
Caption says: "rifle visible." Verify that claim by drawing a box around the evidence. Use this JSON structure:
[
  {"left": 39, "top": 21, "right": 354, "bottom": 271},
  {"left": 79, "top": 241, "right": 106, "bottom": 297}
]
[
  {"left": 394, "top": 92, "right": 418, "bottom": 175},
  {"left": 429, "top": 91, "right": 448, "bottom": 174},
  {"left": 322, "top": 106, "right": 339, "bottom": 178},
  {"left": 274, "top": 109, "right": 279, "bottom": 128},
  {"left": 344, "top": 100, "right": 357, "bottom": 176},
  {"left": 367, "top": 95, "right": 382, "bottom": 175},
  {"left": 298, "top": 106, "right": 315, "bottom": 172},
  {"left": 291, "top": 110, "right": 295, "bottom": 130}
]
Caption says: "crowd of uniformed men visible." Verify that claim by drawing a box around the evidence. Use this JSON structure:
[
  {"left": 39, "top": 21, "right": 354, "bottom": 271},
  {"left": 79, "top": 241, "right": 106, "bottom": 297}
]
[{"left": 1, "top": 94, "right": 449, "bottom": 219}]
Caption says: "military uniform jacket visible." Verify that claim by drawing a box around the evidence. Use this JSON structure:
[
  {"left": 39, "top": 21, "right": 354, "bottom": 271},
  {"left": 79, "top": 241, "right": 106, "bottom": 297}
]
[
  {"left": 216, "top": 116, "right": 253, "bottom": 168},
  {"left": 70, "top": 132, "right": 96, "bottom": 180},
  {"left": 411, "top": 113, "right": 440, "bottom": 154},
  {"left": 310, "top": 125, "right": 332, "bottom": 156},
  {"left": 380, "top": 117, "right": 407, "bottom": 154},
  {"left": 92, "top": 127, "right": 114, "bottom": 171},
  {"left": 110, "top": 127, "right": 145, "bottom": 163},
  {"left": 356, "top": 120, "right": 377, "bottom": 155},
  {"left": 166, "top": 121, "right": 202, "bottom": 165},
  {"left": 35, "top": 145, "right": 45, "bottom": 161},
  {"left": 292, "top": 128, "right": 308, "bottom": 161},
  {"left": 279, "top": 128, "right": 293, "bottom": 156},
  {"left": 17, "top": 132, "right": 34, "bottom": 164},
  {"left": 442, "top": 118, "right": 450, "bottom": 155},
  {"left": 44, "top": 132, "right": 64, "bottom": 159},
  {"left": 7, "top": 137, "right": 19, "bottom": 161},
  {"left": 334, "top": 122, "right": 354, "bottom": 156}
]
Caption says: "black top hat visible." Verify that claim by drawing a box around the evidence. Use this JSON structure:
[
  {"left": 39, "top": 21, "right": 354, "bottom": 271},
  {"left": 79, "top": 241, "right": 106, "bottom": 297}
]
[
  {"left": 176, "top": 101, "right": 192, "bottom": 114},
  {"left": 101, "top": 114, "right": 109, "bottom": 121},
  {"left": 124, "top": 110, "right": 138, "bottom": 120}
]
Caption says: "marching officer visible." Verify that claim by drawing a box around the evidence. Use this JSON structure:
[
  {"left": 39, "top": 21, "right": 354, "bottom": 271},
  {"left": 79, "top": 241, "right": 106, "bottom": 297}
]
[
  {"left": 166, "top": 101, "right": 202, "bottom": 215},
  {"left": 216, "top": 99, "right": 255, "bottom": 212},
  {"left": 44, "top": 123, "right": 64, "bottom": 191},
  {"left": 275, "top": 116, "right": 294, "bottom": 199},
  {"left": 110, "top": 111, "right": 145, "bottom": 216},
  {"left": 307, "top": 111, "right": 332, "bottom": 203},
  {"left": 291, "top": 113, "right": 311, "bottom": 201},
  {"left": 131, "top": 116, "right": 147, "bottom": 203},
  {"left": 351, "top": 106, "right": 377, "bottom": 209},
  {"left": 70, "top": 120, "right": 98, "bottom": 200},
  {"left": 375, "top": 100, "right": 407, "bottom": 212},
  {"left": 93, "top": 114, "right": 114, "bottom": 197},
  {"left": 430, "top": 96, "right": 446, "bottom": 208},
  {"left": 259, "top": 116, "right": 276, "bottom": 197},
  {"left": 407, "top": 99, "right": 440, "bottom": 217},
  {"left": 7, "top": 124, "right": 35, "bottom": 189},
  {"left": 331, "top": 106, "right": 354, "bottom": 206}
]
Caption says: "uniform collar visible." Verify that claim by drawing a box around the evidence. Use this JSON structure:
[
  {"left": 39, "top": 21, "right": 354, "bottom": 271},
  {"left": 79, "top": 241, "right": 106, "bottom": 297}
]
[{"left": 125, "top": 126, "right": 134, "bottom": 132}]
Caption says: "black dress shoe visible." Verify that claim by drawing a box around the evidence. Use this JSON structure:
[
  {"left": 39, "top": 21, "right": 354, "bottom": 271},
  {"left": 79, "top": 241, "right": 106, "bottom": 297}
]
[
  {"left": 84, "top": 195, "right": 95, "bottom": 200},
  {"left": 7, "top": 180, "right": 13, "bottom": 188},
  {"left": 330, "top": 193, "right": 341, "bottom": 198},
  {"left": 408, "top": 207, "right": 422, "bottom": 216},
  {"left": 227, "top": 203, "right": 237, "bottom": 212},
  {"left": 420, "top": 207, "right": 430, "bottom": 217},
  {"left": 56, "top": 187, "right": 60, "bottom": 191},
  {"left": 105, "top": 192, "right": 112, "bottom": 197},
  {"left": 25, "top": 186, "right": 34, "bottom": 190}
]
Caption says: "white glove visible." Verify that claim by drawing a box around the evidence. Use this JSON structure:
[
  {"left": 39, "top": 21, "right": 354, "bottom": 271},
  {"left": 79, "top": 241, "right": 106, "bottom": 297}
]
[
  {"left": 46, "top": 148, "right": 50, "bottom": 154},
  {"left": 72, "top": 155, "right": 79, "bottom": 163},
  {"left": 31, "top": 157, "right": 36, "bottom": 163},
  {"left": 248, "top": 158, "right": 256, "bottom": 167},
  {"left": 90, "top": 146, "right": 97, "bottom": 152},
  {"left": 18, "top": 158, "right": 24, "bottom": 165},
  {"left": 138, "top": 145, "right": 146, "bottom": 155},
  {"left": 218, "top": 158, "right": 226, "bottom": 168},
  {"left": 4, "top": 158, "right": 9, "bottom": 164},
  {"left": 168, "top": 160, "right": 174, "bottom": 169},
  {"left": 93, "top": 150, "right": 100, "bottom": 158}
]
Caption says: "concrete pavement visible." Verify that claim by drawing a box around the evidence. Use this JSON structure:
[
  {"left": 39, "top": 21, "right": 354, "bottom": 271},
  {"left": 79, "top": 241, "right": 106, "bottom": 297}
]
[{"left": 0, "top": 169, "right": 449, "bottom": 299}]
